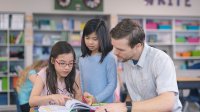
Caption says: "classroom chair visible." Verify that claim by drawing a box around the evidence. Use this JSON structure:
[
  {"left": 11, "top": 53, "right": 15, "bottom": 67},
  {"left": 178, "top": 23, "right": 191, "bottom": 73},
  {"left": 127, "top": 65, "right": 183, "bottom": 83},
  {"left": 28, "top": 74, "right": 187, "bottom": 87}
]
[
  {"left": 14, "top": 88, "right": 22, "bottom": 112},
  {"left": 183, "top": 89, "right": 200, "bottom": 112}
]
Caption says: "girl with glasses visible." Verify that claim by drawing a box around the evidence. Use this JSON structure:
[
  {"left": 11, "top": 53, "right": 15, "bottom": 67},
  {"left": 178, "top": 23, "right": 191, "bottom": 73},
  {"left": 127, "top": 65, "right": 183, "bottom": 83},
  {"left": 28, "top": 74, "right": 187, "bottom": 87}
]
[
  {"left": 79, "top": 18, "right": 117, "bottom": 105},
  {"left": 29, "top": 41, "right": 82, "bottom": 106}
]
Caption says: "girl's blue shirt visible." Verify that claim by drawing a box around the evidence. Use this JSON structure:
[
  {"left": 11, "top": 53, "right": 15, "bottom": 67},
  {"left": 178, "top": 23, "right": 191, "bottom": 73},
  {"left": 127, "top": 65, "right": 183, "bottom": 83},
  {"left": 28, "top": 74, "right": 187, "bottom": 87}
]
[
  {"left": 18, "top": 69, "right": 36, "bottom": 105},
  {"left": 79, "top": 52, "right": 117, "bottom": 103}
]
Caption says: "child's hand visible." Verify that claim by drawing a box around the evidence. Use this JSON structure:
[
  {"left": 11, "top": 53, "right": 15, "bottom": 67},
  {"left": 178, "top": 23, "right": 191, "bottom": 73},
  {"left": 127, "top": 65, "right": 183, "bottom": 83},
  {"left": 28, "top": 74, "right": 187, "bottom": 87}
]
[
  {"left": 95, "top": 103, "right": 127, "bottom": 112},
  {"left": 83, "top": 92, "right": 96, "bottom": 105},
  {"left": 50, "top": 94, "right": 72, "bottom": 105}
]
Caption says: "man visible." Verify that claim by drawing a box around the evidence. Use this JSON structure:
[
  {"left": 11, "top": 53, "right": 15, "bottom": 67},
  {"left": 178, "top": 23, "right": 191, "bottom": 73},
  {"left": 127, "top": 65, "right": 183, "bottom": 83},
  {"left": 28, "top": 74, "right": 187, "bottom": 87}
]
[{"left": 96, "top": 19, "right": 182, "bottom": 112}]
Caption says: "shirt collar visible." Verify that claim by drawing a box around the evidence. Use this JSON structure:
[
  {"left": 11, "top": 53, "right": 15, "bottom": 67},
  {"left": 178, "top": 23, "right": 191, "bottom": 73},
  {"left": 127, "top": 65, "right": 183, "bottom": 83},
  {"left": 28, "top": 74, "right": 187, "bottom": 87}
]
[
  {"left": 132, "top": 60, "right": 138, "bottom": 65},
  {"left": 136, "top": 43, "right": 149, "bottom": 68}
]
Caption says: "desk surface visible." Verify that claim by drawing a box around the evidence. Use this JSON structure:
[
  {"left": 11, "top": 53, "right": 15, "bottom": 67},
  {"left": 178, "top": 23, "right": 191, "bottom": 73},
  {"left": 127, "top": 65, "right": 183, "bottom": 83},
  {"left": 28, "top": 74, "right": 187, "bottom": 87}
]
[
  {"left": 177, "top": 76, "right": 200, "bottom": 89},
  {"left": 30, "top": 107, "right": 93, "bottom": 112},
  {"left": 177, "top": 76, "right": 200, "bottom": 82}
]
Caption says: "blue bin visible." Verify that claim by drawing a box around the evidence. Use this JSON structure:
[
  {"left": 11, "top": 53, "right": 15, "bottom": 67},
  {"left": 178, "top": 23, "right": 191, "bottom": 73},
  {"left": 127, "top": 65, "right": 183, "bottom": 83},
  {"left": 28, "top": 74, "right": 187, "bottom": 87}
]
[
  {"left": 158, "top": 25, "right": 172, "bottom": 30},
  {"left": 0, "top": 93, "right": 8, "bottom": 105},
  {"left": 187, "top": 26, "right": 199, "bottom": 30}
]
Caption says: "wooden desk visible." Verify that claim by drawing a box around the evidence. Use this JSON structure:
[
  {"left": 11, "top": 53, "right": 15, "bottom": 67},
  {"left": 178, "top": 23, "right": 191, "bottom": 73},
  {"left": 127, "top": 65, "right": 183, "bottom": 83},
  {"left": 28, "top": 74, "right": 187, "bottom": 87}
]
[
  {"left": 177, "top": 77, "right": 200, "bottom": 89},
  {"left": 177, "top": 76, "right": 200, "bottom": 82},
  {"left": 177, "top": 76, "right": 200, "bottom": 101}
]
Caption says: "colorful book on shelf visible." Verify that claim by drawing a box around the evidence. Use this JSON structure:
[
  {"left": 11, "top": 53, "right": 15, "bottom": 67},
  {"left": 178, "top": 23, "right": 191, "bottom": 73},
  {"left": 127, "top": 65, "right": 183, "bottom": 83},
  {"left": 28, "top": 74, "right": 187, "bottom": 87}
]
[
  {"left": 39, "top": 19, "right": 51, "bottom": 30},
  {"left": 0, "top": 32, "right": 7, "bottom": 43},
  {"left": 0, "top": 14, "right": 9, "bottom": 29},
  {"left": 80, "top": 22, "right": 86, "bottom": 30},
  {"left": 146, "top": 22, "right": 158, "bottom": 29},
  {"left": 38, "top": 99, "right": 97, "bottom": 112},
  {"left": 69, "top": 34, "right": 81, "bottom": 46},
  {"left": 50, "top": 20, "right": 56, "bottom": 30},
  {"left": 62, "top": 19, "right": 69, "bottom": 30},
  {"left": 0, "top": 79, "right": 2, "bottom": 91},
  {"left": 68, "top": 18, "right": 74, "bottom": 31},
  {"left": 2, "top": 77, "right": 8, "bottom": 91},
  {"left": 15, "top": 31, "right": 24, "bottom": 44},
  {"left": 74, "top": 20, "right": 81, "bottom": 31},
  {"left": 0, "top": 57, "right": 8, "bottom": 61},
  {"left": 11, "top": 14, "right": 24, "bottom": 30},
  {"left": 0, "top": 93, "right": 7, "bottom": 105},
  {"left": 12, "top": 76, "right": 19, "bottom": 89}
]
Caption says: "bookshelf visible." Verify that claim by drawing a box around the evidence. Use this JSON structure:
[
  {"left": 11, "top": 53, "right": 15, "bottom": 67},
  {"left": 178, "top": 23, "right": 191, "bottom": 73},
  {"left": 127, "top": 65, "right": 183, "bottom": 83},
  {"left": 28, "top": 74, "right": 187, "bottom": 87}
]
[
  {"left": 32, "top": 13, "right": 110, "bottom": 61},
  {"left": 173, "top": 17, "right": 200, "bottom": 71},
  {"left": 118, "top": 15, "right": 200, "bottom": 73},
  {"left": 0, "top": 12, "right": 25, "bottom": 109}
]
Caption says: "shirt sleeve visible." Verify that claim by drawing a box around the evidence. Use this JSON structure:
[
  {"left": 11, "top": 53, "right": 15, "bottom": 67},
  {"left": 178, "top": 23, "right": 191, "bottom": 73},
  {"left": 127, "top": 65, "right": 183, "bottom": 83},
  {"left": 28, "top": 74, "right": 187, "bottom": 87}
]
[
  {"left": 28, "top": 69, "right": 37, "bottom": 76},
  {"left": 37, "top": 67, "right": 47, "bottom": 84},
  {"left": 95, "top": 56, "right": 117, "bottom": 102},
  {"left": 153, "top": 53, "right": 179, "bottom": 95}
]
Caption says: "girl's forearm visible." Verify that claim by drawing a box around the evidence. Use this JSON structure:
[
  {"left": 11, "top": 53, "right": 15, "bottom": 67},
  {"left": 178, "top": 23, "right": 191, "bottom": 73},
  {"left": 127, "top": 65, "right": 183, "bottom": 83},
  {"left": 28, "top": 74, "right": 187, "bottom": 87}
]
[{"left": 29, "top": 95, "right": 52, "bottom": 107}]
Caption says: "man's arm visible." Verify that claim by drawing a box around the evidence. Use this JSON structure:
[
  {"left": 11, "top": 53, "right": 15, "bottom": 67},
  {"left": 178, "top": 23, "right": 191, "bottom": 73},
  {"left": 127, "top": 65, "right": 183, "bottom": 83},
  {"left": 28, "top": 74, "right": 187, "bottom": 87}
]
[
  {"left": 131, "top": 91, "right": 175, "bottom": 112},
  {"left": 96, "top": 91, "right": 175, "bottom": 112}
]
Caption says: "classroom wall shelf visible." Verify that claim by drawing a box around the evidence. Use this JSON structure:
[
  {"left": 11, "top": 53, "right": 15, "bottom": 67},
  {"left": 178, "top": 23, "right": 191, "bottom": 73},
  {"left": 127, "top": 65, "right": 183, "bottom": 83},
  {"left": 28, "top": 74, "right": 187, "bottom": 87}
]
[
  {"left": 32, "top": 13, "right": 110, "bottom": 62},
  {"left": 118, "top": 15, "right": 200, "bottom": 71},
  {"left": 0, "top": 12, "right": 25, "bottom": 108}
]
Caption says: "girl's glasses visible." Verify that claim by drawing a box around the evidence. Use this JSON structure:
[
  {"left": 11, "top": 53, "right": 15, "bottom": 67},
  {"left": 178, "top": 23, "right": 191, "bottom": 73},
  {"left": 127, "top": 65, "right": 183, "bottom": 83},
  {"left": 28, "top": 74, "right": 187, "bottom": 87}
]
[{"left": 55, "top": 59, "right": 75, "bottom": 68}]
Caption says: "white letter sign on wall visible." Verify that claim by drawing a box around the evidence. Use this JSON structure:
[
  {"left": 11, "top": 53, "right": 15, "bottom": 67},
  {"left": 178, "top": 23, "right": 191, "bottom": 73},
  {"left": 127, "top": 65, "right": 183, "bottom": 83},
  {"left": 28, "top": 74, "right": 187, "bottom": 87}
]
[{"left": 144, "top": 0, "right": 191, "bottom": 7}]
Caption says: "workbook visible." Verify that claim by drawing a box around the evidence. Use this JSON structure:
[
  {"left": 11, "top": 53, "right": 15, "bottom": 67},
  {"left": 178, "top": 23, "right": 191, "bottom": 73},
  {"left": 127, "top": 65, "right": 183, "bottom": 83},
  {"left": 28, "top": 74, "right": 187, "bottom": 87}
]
[{"left": 38, "top": 99, "right": 97, "bottom": 112}]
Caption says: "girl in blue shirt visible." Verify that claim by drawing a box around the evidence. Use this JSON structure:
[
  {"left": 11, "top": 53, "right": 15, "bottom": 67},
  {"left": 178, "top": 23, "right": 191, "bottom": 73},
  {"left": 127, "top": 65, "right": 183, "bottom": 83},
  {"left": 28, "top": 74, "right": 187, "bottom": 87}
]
[
  {"left": 16, "top": 60, "right": 48, "bottom": 112},
  {"left": 79, "top": 18, "right": 117, "bottom": 105}
]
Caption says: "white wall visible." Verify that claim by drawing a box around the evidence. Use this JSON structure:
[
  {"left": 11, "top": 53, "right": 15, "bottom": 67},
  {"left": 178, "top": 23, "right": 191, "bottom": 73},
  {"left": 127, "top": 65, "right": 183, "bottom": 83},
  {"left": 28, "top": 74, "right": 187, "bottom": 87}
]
[
  {"left": 105, "top": 0, "right": 200, "bottom": 16},
  {"left": 0, "top": 0, "right": 200, "bottom": 16}
]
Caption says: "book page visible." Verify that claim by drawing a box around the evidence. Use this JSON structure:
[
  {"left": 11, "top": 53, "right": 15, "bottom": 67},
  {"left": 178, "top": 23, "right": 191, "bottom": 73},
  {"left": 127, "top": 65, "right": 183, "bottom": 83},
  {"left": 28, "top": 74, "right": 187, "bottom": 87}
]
[
  {"left": 38, "top": 99, "right": 97, "bottom": 112},
  {"left": 65, "top": 99, "right": 96, "bottom": 111},
  {"left": 38, "top": 105, "right": 70, "bottom": 112}
]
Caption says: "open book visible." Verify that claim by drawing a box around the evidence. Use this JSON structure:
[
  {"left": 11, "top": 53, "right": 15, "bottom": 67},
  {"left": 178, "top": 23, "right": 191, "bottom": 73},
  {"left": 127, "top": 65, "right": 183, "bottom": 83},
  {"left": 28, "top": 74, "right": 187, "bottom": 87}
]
[{"left": 38, "top": 99, "right": 97, "bottom": 112}]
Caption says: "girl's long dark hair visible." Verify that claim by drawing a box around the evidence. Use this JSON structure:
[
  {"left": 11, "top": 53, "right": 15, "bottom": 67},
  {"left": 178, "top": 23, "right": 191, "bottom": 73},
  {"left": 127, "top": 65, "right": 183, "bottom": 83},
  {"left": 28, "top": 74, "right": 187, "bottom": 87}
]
[
  {"left": 46, "top": 41, "right": 78, "bottom": 96},
  {"left": 81, "top": 18, "right": 113, "bottom": 63}
]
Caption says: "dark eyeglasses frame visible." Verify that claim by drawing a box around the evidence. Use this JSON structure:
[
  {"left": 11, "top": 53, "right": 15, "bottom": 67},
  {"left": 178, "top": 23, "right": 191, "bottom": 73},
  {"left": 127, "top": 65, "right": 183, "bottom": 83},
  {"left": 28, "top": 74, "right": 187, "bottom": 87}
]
[{"left": 55, "top": 59, "right": 75, "bottom": 68}]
